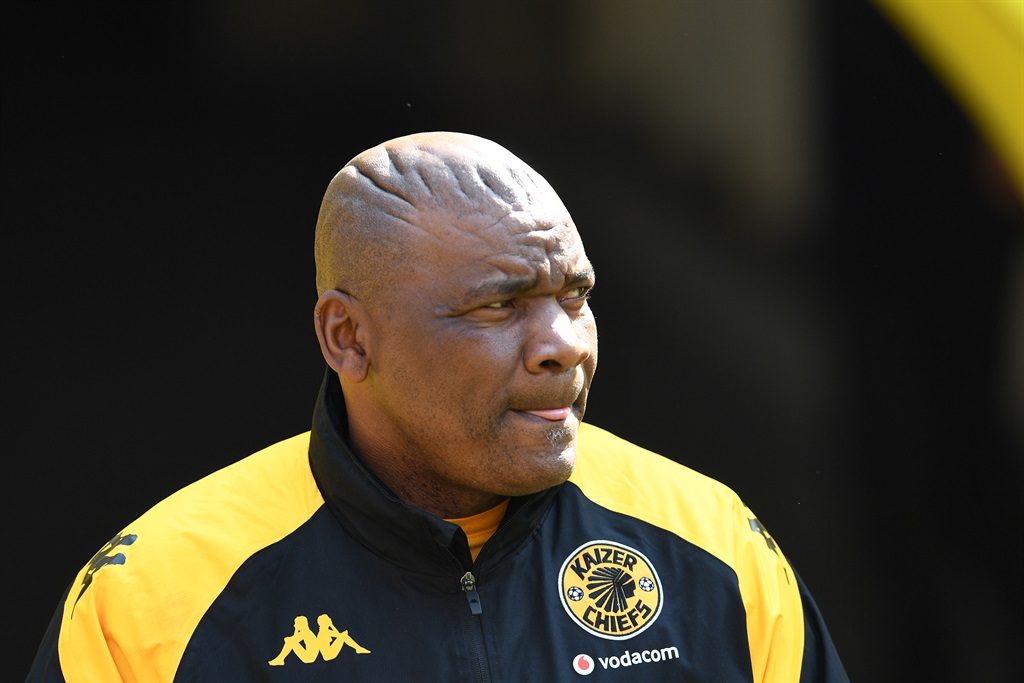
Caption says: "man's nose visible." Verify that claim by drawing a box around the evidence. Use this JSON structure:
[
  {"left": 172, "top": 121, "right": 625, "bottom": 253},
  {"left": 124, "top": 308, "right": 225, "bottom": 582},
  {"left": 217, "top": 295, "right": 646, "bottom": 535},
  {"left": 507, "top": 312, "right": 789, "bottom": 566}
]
[{"left": 524, "top": 303, "right": 592, "bottom": 374}]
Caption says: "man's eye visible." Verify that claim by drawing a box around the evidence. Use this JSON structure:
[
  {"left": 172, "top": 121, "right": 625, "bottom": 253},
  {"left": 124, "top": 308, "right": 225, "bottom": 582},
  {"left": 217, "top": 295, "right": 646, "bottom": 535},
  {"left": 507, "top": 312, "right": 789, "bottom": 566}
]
[
  {"left": 562, "top": 286, "right": 592, "bottom": 301},
  {"left": 484, "top": 299, "right": 515, "bottom": 309}
]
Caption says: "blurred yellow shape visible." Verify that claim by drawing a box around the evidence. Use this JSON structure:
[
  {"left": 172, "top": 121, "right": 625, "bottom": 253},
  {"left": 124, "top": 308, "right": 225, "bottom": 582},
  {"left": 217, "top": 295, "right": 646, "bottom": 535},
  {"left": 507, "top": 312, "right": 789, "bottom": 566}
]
[{"left": 872, "top": 0, "right": 1024, "bottom": 199}]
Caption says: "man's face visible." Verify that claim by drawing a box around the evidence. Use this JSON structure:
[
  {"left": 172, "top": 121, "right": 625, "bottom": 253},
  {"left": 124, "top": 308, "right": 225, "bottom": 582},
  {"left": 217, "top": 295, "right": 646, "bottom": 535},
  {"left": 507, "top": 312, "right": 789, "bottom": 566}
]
[{"left": 359, "top": 196, "right": 598, "bottom": 510}]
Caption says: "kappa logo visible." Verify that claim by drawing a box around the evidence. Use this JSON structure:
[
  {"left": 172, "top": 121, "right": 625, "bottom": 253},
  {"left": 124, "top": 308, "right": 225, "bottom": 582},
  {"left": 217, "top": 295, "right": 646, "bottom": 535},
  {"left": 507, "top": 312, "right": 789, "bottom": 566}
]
[
  {"left": 558, "top": 540, "right": 663, "bottom": 640},
  {"left": 72, "top": 532, "right": 138, "bottom": 617},
  {"left": 748, "top": 516, "right": 778, "bottom": 554},
  {"left": 268, "top": 614, "right": 371, "bottom": 666},
  {"left": 749, "top": 516, "right": 790, "bottom": 584}
]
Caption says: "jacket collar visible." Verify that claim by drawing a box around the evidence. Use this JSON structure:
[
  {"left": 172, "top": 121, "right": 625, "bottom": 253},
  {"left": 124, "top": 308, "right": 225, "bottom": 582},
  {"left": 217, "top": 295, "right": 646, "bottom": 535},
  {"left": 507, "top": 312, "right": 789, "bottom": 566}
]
[{"left": 307, "top": 367, "right": 560, "bottom": 578}]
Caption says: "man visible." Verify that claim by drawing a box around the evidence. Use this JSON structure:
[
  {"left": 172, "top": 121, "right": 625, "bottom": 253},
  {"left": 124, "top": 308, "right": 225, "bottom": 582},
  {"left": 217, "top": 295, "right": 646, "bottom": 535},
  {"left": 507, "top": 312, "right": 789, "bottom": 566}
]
[{"left": 28, "top": 131, "right": 849, "bottom": 681}]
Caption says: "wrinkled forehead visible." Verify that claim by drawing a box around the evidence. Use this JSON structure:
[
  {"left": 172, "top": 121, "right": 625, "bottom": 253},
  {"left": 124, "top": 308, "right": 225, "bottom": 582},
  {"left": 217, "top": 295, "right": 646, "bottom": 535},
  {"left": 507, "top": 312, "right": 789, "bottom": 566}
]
[{"left": 344, "top": 132, "right": 570, "bottom": 236}]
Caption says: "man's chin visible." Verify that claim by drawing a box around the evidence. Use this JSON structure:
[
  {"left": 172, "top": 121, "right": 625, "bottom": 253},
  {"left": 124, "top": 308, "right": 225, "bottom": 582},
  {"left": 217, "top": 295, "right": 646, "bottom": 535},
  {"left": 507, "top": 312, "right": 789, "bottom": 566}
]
[{"left": 504, "top": 445, "right": 577, "bottom": 496}]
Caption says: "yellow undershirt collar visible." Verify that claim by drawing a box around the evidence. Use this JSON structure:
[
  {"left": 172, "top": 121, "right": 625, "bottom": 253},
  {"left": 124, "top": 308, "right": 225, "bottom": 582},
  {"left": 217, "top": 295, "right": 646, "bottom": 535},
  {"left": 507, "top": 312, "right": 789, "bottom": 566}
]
[{"left": 445, "top": 498, "right": 510, "bottom": 562}]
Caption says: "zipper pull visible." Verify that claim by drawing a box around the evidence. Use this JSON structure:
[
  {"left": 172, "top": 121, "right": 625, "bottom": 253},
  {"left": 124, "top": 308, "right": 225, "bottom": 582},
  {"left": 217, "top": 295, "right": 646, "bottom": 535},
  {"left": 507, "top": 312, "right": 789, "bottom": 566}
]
[{"left": 460, "top": 571, "right": 483, "bottom": 615}]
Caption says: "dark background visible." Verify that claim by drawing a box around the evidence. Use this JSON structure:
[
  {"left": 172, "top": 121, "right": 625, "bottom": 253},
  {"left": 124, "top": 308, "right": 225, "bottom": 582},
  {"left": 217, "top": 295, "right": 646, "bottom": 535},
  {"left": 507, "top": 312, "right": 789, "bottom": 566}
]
[{"left": 5, "top": 2, "right": 1022, "bottom": 681}]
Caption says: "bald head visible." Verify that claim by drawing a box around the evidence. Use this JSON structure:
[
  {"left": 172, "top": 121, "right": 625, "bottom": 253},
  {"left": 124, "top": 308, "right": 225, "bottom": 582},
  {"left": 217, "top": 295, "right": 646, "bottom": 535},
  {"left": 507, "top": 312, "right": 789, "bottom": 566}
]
[{"left": 314, "top": 131, "right": 565, "bottom": 299}]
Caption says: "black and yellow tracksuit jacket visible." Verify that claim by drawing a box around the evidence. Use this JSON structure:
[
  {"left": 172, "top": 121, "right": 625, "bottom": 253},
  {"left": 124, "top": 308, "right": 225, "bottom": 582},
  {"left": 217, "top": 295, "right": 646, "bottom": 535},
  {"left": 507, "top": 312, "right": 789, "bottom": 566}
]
[{"left": 29, "top": 371, "right": 849, "bottom": 682}]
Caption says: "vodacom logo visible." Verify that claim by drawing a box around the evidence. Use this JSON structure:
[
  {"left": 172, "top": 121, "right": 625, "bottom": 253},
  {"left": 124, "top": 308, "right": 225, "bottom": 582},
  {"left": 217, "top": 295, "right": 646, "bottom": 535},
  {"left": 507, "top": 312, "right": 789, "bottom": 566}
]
[{"left": 572, "top": 653, "right": 596, "bottom": 675}]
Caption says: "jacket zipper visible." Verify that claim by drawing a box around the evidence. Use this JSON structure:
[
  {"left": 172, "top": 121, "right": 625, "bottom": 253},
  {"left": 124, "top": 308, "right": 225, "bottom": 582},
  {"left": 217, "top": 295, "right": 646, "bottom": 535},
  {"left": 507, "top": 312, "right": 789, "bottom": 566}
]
[
  {"left": 461, "top": 571, "right": 483, "bottom": 615},
  {"left": 459, "top": 571, "right": 490, "bottom": 681},
  {"left": 457, "top": 497, "right": 533, "bottom": 680}
]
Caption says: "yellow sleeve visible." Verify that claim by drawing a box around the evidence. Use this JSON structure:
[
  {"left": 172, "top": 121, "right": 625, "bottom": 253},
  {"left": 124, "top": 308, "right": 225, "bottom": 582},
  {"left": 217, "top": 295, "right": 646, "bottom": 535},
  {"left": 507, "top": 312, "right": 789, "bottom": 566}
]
[
  {"left": 56, "top": 432, "right": 321, "bottom": 682},
  {"left": 733, "top": 501, "right": 805, "bottom": 683},
  {"left": 57, "top": 539, "right": 139, "bottom": 682}
]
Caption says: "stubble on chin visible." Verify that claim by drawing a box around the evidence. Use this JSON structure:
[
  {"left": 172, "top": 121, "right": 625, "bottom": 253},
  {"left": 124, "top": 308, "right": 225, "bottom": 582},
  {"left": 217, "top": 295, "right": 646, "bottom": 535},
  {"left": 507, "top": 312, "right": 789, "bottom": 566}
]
[
  {"left": 545, "top": 425, "right": 575, "bottom": 448},
  {"left": 540, "top": 427, "right": 578, "bottom": 486}
]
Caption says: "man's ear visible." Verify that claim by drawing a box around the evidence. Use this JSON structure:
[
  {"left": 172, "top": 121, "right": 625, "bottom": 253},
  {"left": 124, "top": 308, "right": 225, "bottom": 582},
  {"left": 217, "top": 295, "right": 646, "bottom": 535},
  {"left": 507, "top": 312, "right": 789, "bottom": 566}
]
[{"left": 314, "top": 290, "right": 371, "bottom": 382}]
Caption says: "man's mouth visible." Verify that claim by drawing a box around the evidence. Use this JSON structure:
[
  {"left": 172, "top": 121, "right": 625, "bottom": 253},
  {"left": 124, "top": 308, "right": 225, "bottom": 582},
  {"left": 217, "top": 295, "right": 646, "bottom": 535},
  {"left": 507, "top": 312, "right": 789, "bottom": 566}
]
[{"left": 520, "top": 407, "right": 573, "bottom": 421}]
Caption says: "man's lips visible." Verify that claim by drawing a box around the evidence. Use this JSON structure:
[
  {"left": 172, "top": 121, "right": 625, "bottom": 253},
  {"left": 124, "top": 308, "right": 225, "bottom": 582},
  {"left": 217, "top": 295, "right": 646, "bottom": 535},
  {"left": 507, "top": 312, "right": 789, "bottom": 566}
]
[
  {"left": 518, "top": 406, "right": 574, "bottom": 421},
  {"left": 512, "top": 375, "right": 585, "bottom": 422}
]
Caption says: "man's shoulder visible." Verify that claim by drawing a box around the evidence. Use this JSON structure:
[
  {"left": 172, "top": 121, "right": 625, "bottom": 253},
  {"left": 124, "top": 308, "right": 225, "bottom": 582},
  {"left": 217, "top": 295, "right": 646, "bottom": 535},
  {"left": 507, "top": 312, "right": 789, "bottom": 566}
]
[
  {"left": 56, "top": 432, "right": 326, "bottom": 676},
  {"left": 133, "top": 431, "right": 321, "bottom": 542},
  {"left": 84, "top": 431, "right": 323, "bottom": 591},
  {"left": 573, "top": 422, "right": 752, "bottom": 562},
  {"left": 576, "top": 422, "right": 736, "bottom": 499}
]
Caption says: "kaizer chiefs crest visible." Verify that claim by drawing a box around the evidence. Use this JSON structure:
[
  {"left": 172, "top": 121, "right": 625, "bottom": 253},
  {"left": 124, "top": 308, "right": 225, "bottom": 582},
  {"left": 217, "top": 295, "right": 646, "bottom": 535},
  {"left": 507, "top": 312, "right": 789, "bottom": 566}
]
[{"left": 558, "top": 540, "right": 663, "bottom": 640}]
